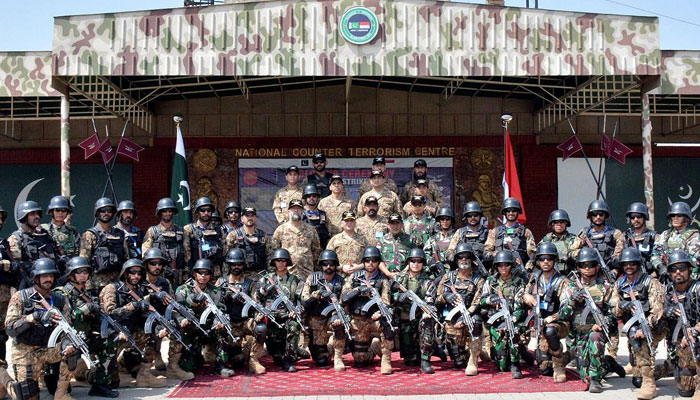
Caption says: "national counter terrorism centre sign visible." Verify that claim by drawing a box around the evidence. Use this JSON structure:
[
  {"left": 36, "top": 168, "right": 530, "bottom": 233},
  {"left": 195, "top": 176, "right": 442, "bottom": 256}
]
[{"left": 340, "top": 7, "right": 379, "bottom": 45}]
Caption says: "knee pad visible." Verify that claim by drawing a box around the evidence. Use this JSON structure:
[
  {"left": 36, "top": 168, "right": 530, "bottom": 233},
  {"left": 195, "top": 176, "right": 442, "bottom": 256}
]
[
  {"left": 310, "top": 344, "right": 329, "bottom": 361},
  {"left": 12, "top": 379, "right": 40, "bottom": 400},
  {"left": 626, "top": 326, "right": 643, "bottom": 351},
  {"left": 254, "top": 322, "right": 268, "bottom": 343},
  {"left": 353, "top": 341, "right": 371, "bottom": 354},
  {"left": 544, "top": 326, "right": 561, "bottom": 352},
  {"left": 382, "top": 324, "right": 395, "bottom": 341},
  {"left": 536, "top": 349, "right": 550, "bottom": 364}
]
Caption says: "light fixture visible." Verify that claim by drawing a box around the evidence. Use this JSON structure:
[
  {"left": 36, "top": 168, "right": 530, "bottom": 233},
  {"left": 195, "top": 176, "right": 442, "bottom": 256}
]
[{"left": 654, "top": 143, "right": 700, "bottom": 147}]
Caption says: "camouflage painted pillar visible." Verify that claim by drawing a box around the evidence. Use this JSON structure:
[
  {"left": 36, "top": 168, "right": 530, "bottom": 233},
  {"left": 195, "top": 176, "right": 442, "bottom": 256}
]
[
  {"left": 60, "top": 94, "right": 71, "bottom": 200},
  {"left": 641, "top": 92, "right": 654, "bottom": 227}
]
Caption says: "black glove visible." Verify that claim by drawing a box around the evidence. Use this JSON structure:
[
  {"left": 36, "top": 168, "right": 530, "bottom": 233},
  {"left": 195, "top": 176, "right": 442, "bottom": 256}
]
[
  {"left": 154, "top": 291, "right": 169, "bottom": 302},
  {"left": 87, "top": 303, "right": 101, "bottom": 315},
  {"left": 444, "top": 292, "right": 457, "bottom": 304},
  {"left": 10, "top": 261, "right": 22, "bottom": 274},
  {"left": 398, "top": 292, "right": 410, "bottom": 303},
  {"left": 570, "top": 290, "right": 586, "bottom": 303},
  {"left": 663, "top": 304, "right": 678, "bottom": 318},
  {"left": 32, "top": 310, "right": 52, "bottom": 324},
  {"left": 488, "top": 294, "right": 501, "bottom": 305},
  {"left": 132, "top": 300, "right": 150, "bottom": 313},
  {"left": 618, "top": 300, "right": 633, "bottom": 312},
  {"left": 358, "top": 285, "right": 371, "bottom": 296}
]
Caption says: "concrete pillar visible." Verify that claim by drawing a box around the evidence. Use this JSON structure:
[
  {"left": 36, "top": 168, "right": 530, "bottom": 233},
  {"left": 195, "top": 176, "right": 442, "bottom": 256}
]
[
  {"left": 641, "top": 92, "right": 654, "bottom": 227},
  {"left": 60, "top": 94, "right": 71, "bottom": 202}
]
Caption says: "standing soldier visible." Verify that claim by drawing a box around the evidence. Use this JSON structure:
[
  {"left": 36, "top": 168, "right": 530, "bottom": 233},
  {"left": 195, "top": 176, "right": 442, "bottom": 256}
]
[
  {"left": 377, "top": 213, "right": 412, "bottom": 277},
  {"left": 652, "top": 202, "right": 700, "bottom": 279},
  {"left": 624, "top": 202, "right": 657, "bottom": 277},
  {"left": 393, "top": 248, "right": 438, "bottom": 373},
  {"left": 538, "top": 209, "right": 582, "bottom": 275},
  {"left": 9, "top": 200, "right": 62, "bottom": 289},
  {"left": 403, "top": 195, "right": 436, "bottom": 249},
  {"left": 521, "top": 243, "right": 571, "bottom": 382},
  {"left": 611, "top": 248, "right": 665, "bottom": 400},
  {"left": 0, "top": 206, "right": 15, "bottom": 366},
  {"left": 42, "top": 196, "right": 80, "bottom": 258},
  {"left": 355, "top": 196, "right": 389, "bottom": 246},
  {"left": 254, "top": 249, "right": 303, "bottom": 373},
  {"left": 184, "top": 197, "right": 225, "bottom": 278},
  {"left": 437, "top": 243, "right": 487, "bottom": 375},
  {"left": 401, "top": 159, "right": 442, "bottom": 206},
  {"left": 5, "top": 258, "right": 75, "bottom": 400},
  {"left": 318, "top": 175, "right": 356, "bottom": 237},
  {"left": 142, "top": 198, "right": 186, "bottom": 286},
  {"left": 303, "top": 152, "right": 333, "bottom": 199},
  {"left": 484, "top": 198, "right": 536, "bottom": 270},
  {"left": 447, "top": 201, "right": 490, "bottom": 262},
  {"left": 480, "top": 251, "right": 528, "bottom": 379},
  {"left": 578, "top": 200, "right": 625, "bottom": 278},
  {"left": 356, "top": 170, "right": 402, "bottom": 219},
  {"left": 358, "top": 156, "right": 399, "bottom": 198},
  {"left": 115, "top": 200, "right": 144, "bottom": 259},
  {"left": 80, "top": 198, "right": 128, "bottom": 293},
  {"left": 225, "top": 207, "right": 268, "bottom": 277},
  {"left": 272, "top": 166, "right": 303, "bottom": 225},
  {"left": 271, "top": 199, "right": 321, "bottom": 282},
  {"left": 301, "top": 250, "right": 347, "bottom": 370},
  {"left": 221, "top": 201, "right": 242, "bottom": 237},
  {"left": 301, "top": 184, "right": 330, "bottom": 248},
  {"left": 326, "top": 211, "right": 369, "bottom": 274},
  {"left": 402, "top": 180, "right": 438, "bottom": 217},
  {"left": 340, "top": 247, "right": 395, "bottom": 374},
  {"left": 424, "top": 207, "right": 457, "bottom": 266}
]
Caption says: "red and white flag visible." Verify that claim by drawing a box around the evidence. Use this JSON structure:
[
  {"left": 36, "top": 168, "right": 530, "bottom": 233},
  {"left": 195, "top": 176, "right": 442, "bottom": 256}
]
[
  {"left": 78, "top": 133, "right": 101, "bottom": 159},
  {"left": 99, "top": 139, "right": 115, "bottom": 164},
  {"left": 116, "top": 137, "right": 144, "bottom": 162},
  {"left": 502, "top": 129, "right": 527, "bottom": 224}
]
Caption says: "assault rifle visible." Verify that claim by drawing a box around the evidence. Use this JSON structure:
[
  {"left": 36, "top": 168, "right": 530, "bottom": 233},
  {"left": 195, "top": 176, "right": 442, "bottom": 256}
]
[
  {"left": 267, "top": 276, "right": 307, "bottom": 333},
  {"left": 524, "top": 276, "right": 543, "bottom": 336},
  {"left": 144, "top": 282, "right": 209, "bottom": 336},
  {"left": 671, "top": 290, "right": 699, "bottom": 362},
  {"left": 223, "top": 283, "right": 282, "bottom": 328},
  {"left": 584, "top": 238, "right": 616, "bottom": 283},
  {"left": 486, "top": 288, "right": 518, "bottom": 349},
  {"left": 571, "top": 272, "right": 612, "bottom": 343},
  {"left": 621, "top": 290, "right": 655, "bottom": 356},
  {"left": 360, "top": 278, "right": 396, "bottom": 332},
  {"left": 320, "top": 281, "right": 353, "bottom": 340},
  {"left": 393, "top": 281, "right": 444, "bottom": 328},
  {"left": 192, "top": 282, "right": 239, "bottom": 342},
  {"left": 445, "top": 283, "right": 476, "bottom": 340}
]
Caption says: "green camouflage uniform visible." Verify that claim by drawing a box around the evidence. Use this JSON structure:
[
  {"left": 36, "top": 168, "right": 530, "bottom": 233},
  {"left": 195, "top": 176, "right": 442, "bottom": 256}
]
[
  {"left": 42, "top": 223, "right": 80, "bottom": 257},
  {"left": 424, "top": 229, "right": 456, "bottom": 265},
  {"left": 393, "top": 270, "right": 436, "bottom": 364},
  {"left": 538, "top": 232, "right": 583, "bottom": 274},
  {"left": 403, "top": 214, "right": 436, "bottom": 249},
  {"left": 651, "top": 227, "right": 700, "bottom": 277},
  {"left": 662, "top": 280, "right": 700, "bottom": 395},
  {"left": 378, "top": 232, "right": 412, "bottom": 273}
]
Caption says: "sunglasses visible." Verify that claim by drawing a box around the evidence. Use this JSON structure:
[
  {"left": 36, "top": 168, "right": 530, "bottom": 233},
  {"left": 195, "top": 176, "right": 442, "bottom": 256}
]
[
  {"left": 578, "top": 263, "right": 597, "bottom": 269},
  {"left": 669, "top": 265, "right": 690, "bottom": 273},
  {"left": 365, "top": 258, "right": 381, "bottom": 263},
  {"left": 669, "top": 214, "right": 685, "bottom": 219},
  {"left": 465, "top": 213, "right": 480, "bottom": 218},
  {"left": 621, "top": 262, "right": 639, "bottom": 267},
  {"left": 195, "top": 270, "right": 211, "bottom": 276},
  {"left": 590, "top": 212, "right": 606, "bottom": 217},
  {"left": 98, "top": 209, "right": 114, "bottom": 214},
  {"left": 199, "top": 208, "right": 214, "bottom": 213},
  {"left": 456, "top": 255, "right": 472, "bottom": 260},
  {"left": 320, "top": 261, "right": 335, "bottom": 267},
  {"left": 628, "top": 213, "right": 645, "bottom": 220},
  {"left": 127, "top": 269, "right": 144, "bottom": 275},
  {"left": 409, "top": 259, "right": 424, "bottom": 263},
  {"left": 538, "top": 255, "right": 556, "bottom": 261},
  {"left": 147, "top": 261, "right": 164, "bottom": 266}
]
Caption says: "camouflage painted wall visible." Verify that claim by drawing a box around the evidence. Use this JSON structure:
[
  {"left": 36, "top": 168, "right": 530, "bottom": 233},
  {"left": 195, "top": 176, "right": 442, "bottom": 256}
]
[
  {"left": 0, "top": 52, "right": 60, "bottom": 97},
  {"left": 660, "top": 50, "right": 700, "bottom": 95}
]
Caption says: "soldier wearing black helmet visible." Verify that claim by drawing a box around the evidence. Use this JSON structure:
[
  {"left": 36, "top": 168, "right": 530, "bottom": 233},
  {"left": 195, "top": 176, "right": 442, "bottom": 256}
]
[
  {"left": 142, "top": 197, "right": 186, "bottom": 286},
  {"left": 424, "top": 207, "right": 457, "bottom": 267},
  {"left": 341, "top": 246, "right": 395, "bottom": 374},
  {"left": 538, "top": 209, "right": 582, "bottom": 275},
  {"left": 184, "top": 197, "right": 225, "bottom": 278},
  {"left": 302, "top": 152, "right": 333, "bottom": 199},
  {"left": 221, "top": 201, "right": 242, "bottom": 236},
  {"left": 42, "top": 195, "right": 80, "bottom": 258},
  {"left": 115, "top": 200, "right": 144, "bottom": 258},
  {"left": 301, "top": 250, "right": 347, "bottom": 370},
  {"left": 652, "top": 201, "right": 699, "bottom": 279},
  {"left": 224, "top": 207, "right": 268, "bottom": 277},
  {"left": 578, "top": 200, "right": 624, "bottom": 278},
  {"left": 79, "top": 198, "right": 129, "bottom": 292},
  {"left": 401, "top": 159, "right": 443, "bottom": 206},
  {"left": 318, "top": 175, "right": 356, "bottom": 236},
  {"left": 447, "top": 201, "right": 490, "bottom": 261},
  {"left": 623, "top": 202, "right": 657, "bottom": 276},
  {"left": 358, "top": 156, "right": 399, "bottom": 198},
  {"left": 272, "top": 166, "right": 303, "bottom": 224},
  {"left": 9, "top": 200, "right": 63, "bottom": 290},
  {"left": 301, "top": 184, "right": 330, "bottom": 248},
  {"left": 484, "top": 197, "right": 536, "bottom": 270},
  {"left": 521, "top": 242, "right": 571, "bottom": 382}
]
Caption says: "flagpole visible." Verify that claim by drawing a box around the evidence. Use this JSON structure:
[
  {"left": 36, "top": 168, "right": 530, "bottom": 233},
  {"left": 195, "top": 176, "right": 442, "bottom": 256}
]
[
  {"left": 595, "top": 115, "right": 606, "bottom": 200},
  {"left": 597, "top": 120, "right": 618, "bottom": 200},
  {"left": 501, "top": 113, "right": 512, "bottom": 201},
  {"left": 93, "top": 119, "right": 118, "bottom": 202}
]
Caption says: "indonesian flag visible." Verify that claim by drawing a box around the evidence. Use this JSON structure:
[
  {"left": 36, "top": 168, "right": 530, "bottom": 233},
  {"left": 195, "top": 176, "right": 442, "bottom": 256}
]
[{"left": 502, "top": 129, "right": 527, "bottom": 224}]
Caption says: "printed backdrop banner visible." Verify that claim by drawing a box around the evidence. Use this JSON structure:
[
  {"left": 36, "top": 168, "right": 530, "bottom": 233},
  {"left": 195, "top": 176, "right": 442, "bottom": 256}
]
[{"left": 239, "top": 158, "right": 453, "bottom": 234}]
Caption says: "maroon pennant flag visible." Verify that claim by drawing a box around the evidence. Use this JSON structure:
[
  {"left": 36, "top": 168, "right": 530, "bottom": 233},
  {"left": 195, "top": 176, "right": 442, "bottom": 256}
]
[
  {"left": 556, "top": 135, "right": 583, "bottom": 160},
  {"left": 608, "top": 138, "right": 633, "bottom": 164},
  {"left": 116, "top": 137, "right": 144, "bottom": 162},
  {"left": 600, "top": 134, "right": 611, "bottom": 157},
  {"left": 99, "top": 139, "right": 115, "bottom": 164},
  {"left": 78, "top": 133, "right": 101, "bottom": 159}
]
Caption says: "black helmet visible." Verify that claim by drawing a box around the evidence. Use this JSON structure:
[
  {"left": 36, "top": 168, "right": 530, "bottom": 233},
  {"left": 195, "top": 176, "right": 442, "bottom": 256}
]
[
  {"left": 155, "top": 197, "right": 178, "bottom": 216},
  {"left": 362, "top": 246, "right": 382, "bottom": 261},
  {"left": 668, "top": 250, "right": 693, "bottom": 268},
  {"left": 587, "top": 200, "right": 609, "bottom": 218},
  {"left": 269, "top": 248, "right": 292, "bottom": 265},
  {"left": 493, "top": 251, "right": 515, "bottom": 265},
  {"left": 192, "top": 259, "right": 213, "bottom": 273},
  {"left": 319, "top": 250, "right": 340, "bottom": 266},
  {"left": 463, "top": 201, "right": 483, "bottom": 216},
  {"left": 435, "top": 207, "right": 455, "bottom": 221},
  {"left": 577, "top": 248, "right": 599, "bottom": 264},
  {"left": 501, "top": 197, "right": 522, "bottom": 214},
  {"left": 667, "top": 201, "right": 692, "bottom": 220},
  {"left": 17, "top": 200, "right": 42, "bottom": 221},
  {"left": 547, "top": 209, "right": 571, "bottom": 227},
  {"left": 120, "top": 259, "right": 145, "bottom": 280},
  {"left": 453, "top": 243, "right": 475, "bottom": 260},
  {"left": 407, "top": 248, "right": 426, "bottom": 263},
  {"left": 47, "top": 196, "right": 72, "bottom": 214},
  {"left": 65, "top": 256, "right": 92, "bottom": 276},
  {"left": 0, "top": 205, "right": 6, "bottom": 223},
  {"left": 224, "top": 201, "right": 241, "bottom": 214},
  {"left": 619, "top": 247, "right": 642, "bottom": 264},
  {"left": 535, "top": 242, "right": 559, "bottom": 260},
  {"left": 225, "top": 249, "right": 246, "bottom": 264},
  {"left": 93, "top": 197, "right": 116, "bottom": 218},
  {"left": 211, "top": 210, "right": 222, "bottom": 222},
  {"left": 194, "top": 197, "right": 214, "bottom": 213},
  {"left": 626, "top": 202, "right": 649, "bottom": 220},
  {"left": 302, "top": 184, "right": 320, "bottom": 199},
  {"left": 142, "top": 248, "right": 167, "bottom": 265},
  {"left": 116, "top": 200, "right": 137, "bottom": 217},
  {"left": 30, "top": 258, "right": 59, "bottom": 280}
]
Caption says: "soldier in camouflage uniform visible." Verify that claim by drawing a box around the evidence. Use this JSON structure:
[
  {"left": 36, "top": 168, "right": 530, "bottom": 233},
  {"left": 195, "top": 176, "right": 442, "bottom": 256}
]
[
  {"left": 437, "top": 243, "right": 486, "bottom": 375},
  {"left": 521, "top": 243, "right": 571, "bottom": 382},
  {"left": 302, "top": 152, "right": 334, "bottom": 199},
  {"left": 378, "top": 213, "right": 413, "bottom": 278},
  {"left": 318, "top": 175, "right": 356, "bottom": 237},
  {"left": 115, "top": 200, "right": 144, "bottom": 259},
  {"left": 402, "top": 179, "right": 438, "bottom": 217},
  {"left": 272, "top": 166, "right": 303, "bottom": 225},
  {"left": 301, "top": 250, "right": 347, "bottom": 370},
  {"left": 357, "top": 156, "right": 399, "bottom": 198},
  {"left": 537, "top": 209, "right": 582, "bottom": 275},
  {"left": 611, "top": 247, "right": 666, "bottom": 400},
  {"left": 142, "top": 198, "right": 186, "bottom": 286},
  {"left": 355, "top": 196, "right": 389, "bottom": 246},
  {"left": 175, "top": 259, "right": 235, "bottom": 377},
  {"left": 42, "top": 196, "right": 80, "bottom": 258},
  {"left": 184, "top": 197, "right": 225, "bottom": 279},
  {"left": 480, "top": 251, "right": 528, "bottom": 379},
  {"left": 356, "top": 170, "right": 402, "bottom": 219},
  {"left": 326, "top": 211, "right": 368, "bottom": 274},
  {"left": 484, "top": 198, "right": 536, "bottom": 271},
  {"left": 270, "top": 199, "right": 321, "bottom": 282},
  {"left": 340, "top": 246, "right": 395, "bottom": 374},
  {"left": 54, "top": 257, "right": 119, "bottom": 397},
  {"left": 393, "top": 248, "right": 438, "bottom": 373},
  {"left": 224, "top": 207, "right": 268, "bottom": 277},
  {"left": 5, "top": 258, "right": 75, "bottom": 400},
  {"left": 578, "top": 200, "right": 625, "bottom": 279},
  {"left": 447, "top": 201, "right": 490, "bottom": 262},
  {"left": 623, "top": 202, "right": 657, "bottom": 277},
  {"left": 301, "top": 184, "right": 330, "bottom": 248},
  {"left": 403, "top": 195, "right": 436, "bottom": 249},
  {"left": 221, "top": 200, "right": 242, "bottom": 237},
  {"left": 423, "top": 207, "right": 457, "bottom": 266},
  {"left": 80, "top": 198, "right": 129, "bottom": 293},
  {"left": 652, "top": 202, "right": 700, "bottom": 280},
  {"left": 254, "top": 249, "right": 303, "bottom": 373},
  {"left": 400, "top": 159, "right": 442, "bottom": 206}
]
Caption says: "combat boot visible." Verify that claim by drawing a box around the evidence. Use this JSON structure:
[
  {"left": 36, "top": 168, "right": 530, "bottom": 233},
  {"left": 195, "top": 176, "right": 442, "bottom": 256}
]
[
  {"left": 588, "top": 380, "right": 603, "bottom": 393},
  {"left": 154, "top": 353, "right": 167, "bottom": 371},
  {"left": 552, "top": 350, "right": 567, "bottom": 383},
  {"left": 166, "top": 353, "right": 195, "bottom": 381},
  {"left": 420, "top": 359, "right": 434, "bottom": 374},
  {"left": 249, "top": 342, "right": 267, "bottom": 375},
  {"left": 624, "top": 362, "right": 634, "bottom": 374},
  {"left": 380, "top": 348, "right": 393, "bottom": 375},
  {"left": 54, "top": 381, "right": 75, "bottom": 400},
  {"left": 632, "top": 365, "right": 643, "bottom": 388},
  {"left": 135, "top": 363, "right": 166, "bottom": 388},
  {"left": 333, "top": 346, "right": 346, "bottom": 372},
  {"left": 465, "top": 339, "right": 480, "bottom": 376},
  {"left": 510, "top": 365, "right": 524, "bottom": 379},
  {"left": 88, "top": 384, "right": 119, "bottom": 398},
  {"left": 637, "top": 366, "right": 657, "bottom": 400},
  {"left": 605, "top": 355, "right": 626, "bottom": 378}
]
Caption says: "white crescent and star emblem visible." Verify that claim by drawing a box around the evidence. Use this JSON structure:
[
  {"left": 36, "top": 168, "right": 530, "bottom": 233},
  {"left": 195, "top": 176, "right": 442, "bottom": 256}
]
[{"left": 177, "top": 180, "right": 191, "bottom": 211}]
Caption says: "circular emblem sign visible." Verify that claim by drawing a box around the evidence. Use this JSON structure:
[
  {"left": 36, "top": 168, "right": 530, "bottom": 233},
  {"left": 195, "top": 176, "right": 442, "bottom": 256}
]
[{"left": 340, "top": 7, "right": 379, "bottom": 45}]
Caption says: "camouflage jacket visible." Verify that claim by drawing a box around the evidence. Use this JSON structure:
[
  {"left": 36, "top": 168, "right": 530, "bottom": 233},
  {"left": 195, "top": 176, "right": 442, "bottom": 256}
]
[
  {"left": 651, "top": 227, "right": 700, "bottom": 271},
  {"left": 402, "top": 199, "right": 438, "bottom": 218},
  {"left": 216, "top": 274, "right": 258, "bottom": 323},
  {"left": 611, "top": 273, "right": 664, "bottom": 326},
  {"left": 340, "top": 269, "right": 391, "bottom": 317},
  {"left": 403, "top": 213, "right": 436, "bottom": 249},
  {"left": 175, "top": 279, "right": 225, "bottom": 321},
  {"left": 378, "top": 232, "right": 413, "bottom": 272},
  {"left": 436, "top": 269, "right": 486, "bottom": 314},
  {"left": 272, "top": 186, "right": 303, "bottom": 224},
  {"left": 270, "top": 221, "right": 321, "bottom": 281},
  {"left": 355, "top": 215, "right": 389, "bottom": 246},
  {"left": 358, "top": 178, "right": 399, "bottom": 199},
  {"left": 524, "top": 271, "right": 570, "bottom": 319},
  {"left": 558, "top": 277, "right": 615, "bottom": 334},
  {"left": 423, "top": 229, "right": 456, "bottom": 265},
  {"left": 254, "top": 272, "right": 301, "bottom": 320},
  {"left": 392, "top": 270, "right": 434, "bottom": 321},
  {"left": 301, "top": 271, "right": 344, "bottom": 317},
  {"left": 356, "top": 188, "right": 402, "bottom": 219},
  {"left": 480, "top": 274, "right": 527, "bottom": 327},
  {"left": 318, "top": 195, "right": 356, "bottom": 236},
  {"left": 42, "top": 222, "right": 80, "bottom": 257},
  {"left": 326, "top": 231, "right": 369, "bottom": 269},
  {"left": 54, "top": 282, "right": 99, "bottom": 332},
  {"left": 538, "top": 231, "right": 582, "bottom": 273},
  {"left": 401, "top": 179, "right": 443, "bottom": 206}
]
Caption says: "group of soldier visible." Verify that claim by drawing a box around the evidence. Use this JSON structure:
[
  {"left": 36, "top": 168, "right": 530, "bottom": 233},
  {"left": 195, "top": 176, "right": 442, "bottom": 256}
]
[{"left": 0, "top": 152, "right": 699, "bottom": 400}]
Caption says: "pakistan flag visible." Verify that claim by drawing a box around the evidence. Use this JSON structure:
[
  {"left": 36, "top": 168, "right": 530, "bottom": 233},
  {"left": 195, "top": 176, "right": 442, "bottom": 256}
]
[{"left": 170, "top": 122, "right": 192, "bottom": 226}]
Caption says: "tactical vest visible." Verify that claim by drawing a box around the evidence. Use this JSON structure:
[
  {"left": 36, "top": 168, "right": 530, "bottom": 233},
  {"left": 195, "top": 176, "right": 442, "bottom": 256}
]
[
  {"left": 143, "top": 277, "right": 172, "bottom": 314},
  {"left": 307, "top": 173, "right": 332, "bottom": 198},
  {"left": 493, "top": 224, "right": 529, "bottom": 262},
  {"left": 617, "top": 273, "right": 653, "bottom": 320},
  {"left": 223, "top": 277, "right": 254, "bottom": 322},
  {"left": 56, "top": 283, "right": 97, "bottom": 331},
  {"left": 305, "top": 272, "right": 344, "bottom": 316},
  {"left": 444, "top": 269, "right": 483, "bottom": 307},
  {"left": 43, "top": 223, "right": 79, "bottom": 257},
  {"left": 152, "top": 225, "right": 185, "bottom": 269},
  {"left": 585, "top": 226, "right": 617, "bottom": 264},
  {"left": 187, "top": 223, "right": 223, "bottom": 267},
  {"left": 111, "top": 282, "right": 147, "bottom": 332},
  {"left": 87, "top": 227, "right": 126, "bottom": 274},
  {"left": 531, "top": 272, "right": 567, "bottom": 315},
  {"left": 574, "top": 278, "right": 608, "bottom": 328},
  {"left": 542, "top": 232, "right": 576, "bottom": 273},
  {"left": 430, "top": 232, "right": 453, "bottom": 263},
  {"left": 347, "top": 271, "right": 388, "bottom": 316},
  {"left": 302, "top": 209, "right": 330, "bottom": 248},
  {"left": 120, "top": 226, "right": 144, "bottom": 258},
  {"left": 16, "top": 288, "right": 65, "bottom": 346},
  {"left": 625, "top": 228, "right": 656, "bottom": 270},
  {"left": 12, "top": 230, "right": 59, "bottom": 263},
  {"left": 664, "top": 228, "right": 699, "bottom": 253},
  {"left": 233, "top": 227, "right": 267, "bottom": 272}
]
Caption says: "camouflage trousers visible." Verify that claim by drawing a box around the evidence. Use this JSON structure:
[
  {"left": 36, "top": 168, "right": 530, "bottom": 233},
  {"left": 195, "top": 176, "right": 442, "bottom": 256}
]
[
  {"left": 266, "top": 317, "right": 302, "bottom": 364},
  {"left": 225, "top": 320, "right": 256, "bottom": 368},
  {"left": 445, "top": 320, "right": 481, "bottom": 363},
  {"left": 627, "top": 325, "right": 667, "bottom": 372},
  {"left": 11, "top": 343, "right": 71, "bottom": 387},
  {"left": 573, "top": 329, "right": 608, "bottom": 383},
  {"left": 350, "top": 315, "right": 394, "bottom": 365},
  {"left": 86, "top": 331, "right": 118, "bottom": 385},
  {"left": 536, "top": 322, "right": 569, "bottom": 372},
  {"left": 488, "top": 324, "right": 523, "bottom": 371},
  {"left": 0, "top": 284, "right": 14, "bottom": 331},
  {"left": 675, "top": 342, "right": 700, "bottom": 395},
  {"left": 308, "top": 315, "right": 344, "bottom": 363},
  {"left": 180, "top": 323, "right": 237, "bottom": 371},
  {"left": 119, "top": 330, "right": 158, "bottom": 364},
  {"left": 398, "top": 318, "right": 435, "bottom": 362}
]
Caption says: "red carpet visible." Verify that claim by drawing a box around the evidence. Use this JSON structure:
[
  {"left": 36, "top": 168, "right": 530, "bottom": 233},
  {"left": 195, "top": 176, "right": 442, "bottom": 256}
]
[{"left": 168, "top": 353, "right": 587, "bottom": 397}]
